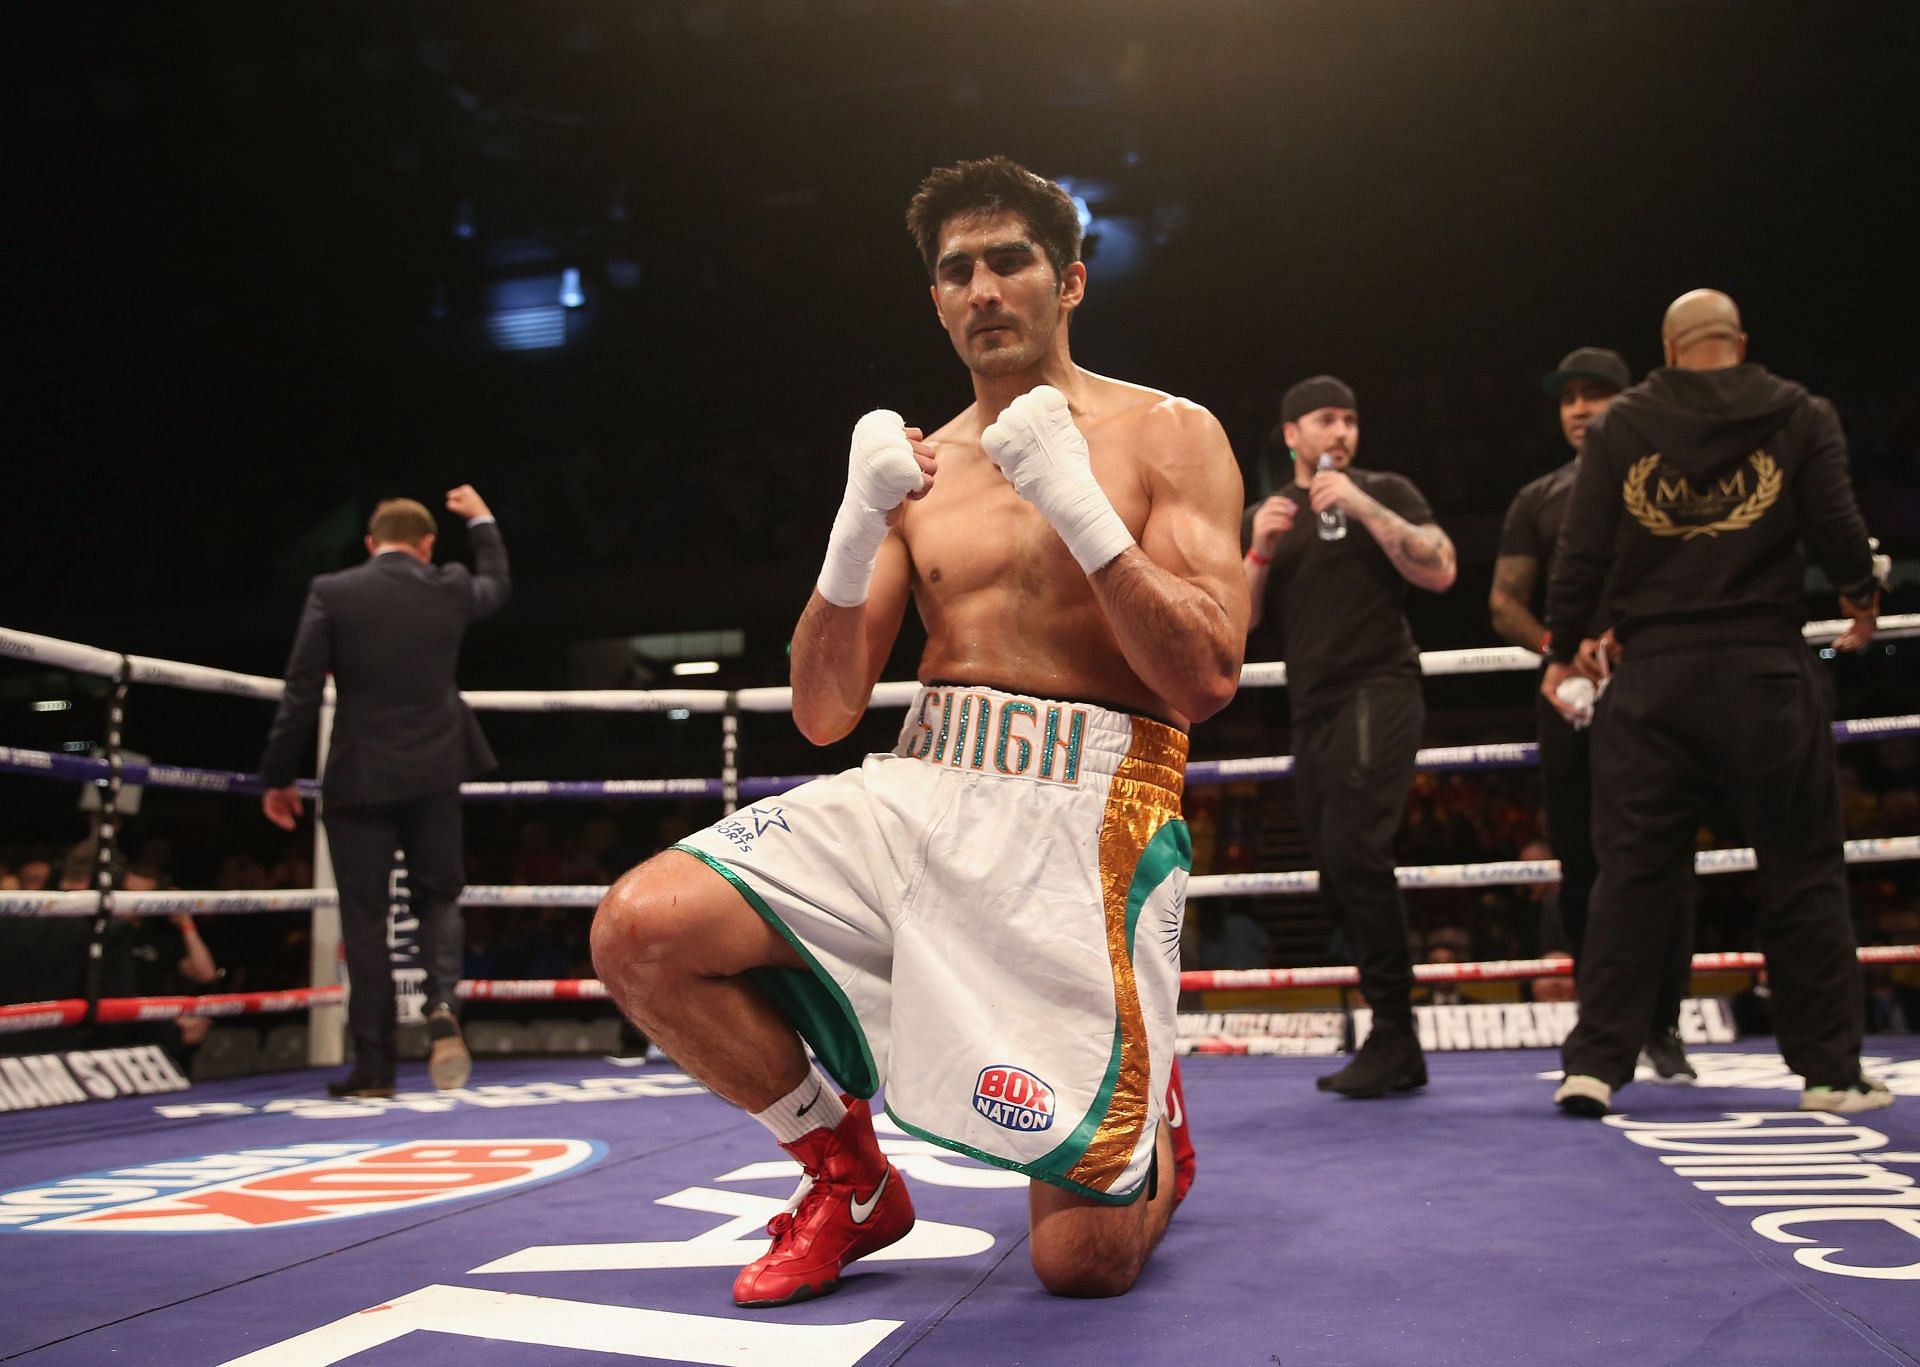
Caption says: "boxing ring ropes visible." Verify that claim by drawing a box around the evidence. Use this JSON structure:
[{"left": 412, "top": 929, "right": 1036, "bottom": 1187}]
[{"left": 1, "top": 620, "right": 1917, "bottom": 1062}]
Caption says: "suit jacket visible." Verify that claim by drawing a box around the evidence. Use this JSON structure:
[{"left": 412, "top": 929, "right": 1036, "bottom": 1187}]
[{"left": 260, "top": 521, "right": 510, "bottom": 807}]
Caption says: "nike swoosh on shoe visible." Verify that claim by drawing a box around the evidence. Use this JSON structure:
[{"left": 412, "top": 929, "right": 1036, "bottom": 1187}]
[{"left": 849, "top": 1170, "right": 889, "bottom": 1224}]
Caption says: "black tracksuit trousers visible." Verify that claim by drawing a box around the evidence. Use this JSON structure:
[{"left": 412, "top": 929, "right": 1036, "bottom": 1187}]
[
  {"left": 1294, "top": 680, "right": 1424, "bottom": 1033},
  {"left": 1560, "top": 645, "right": 1864, "bottom": 1089},
  {"left": 1536, "top": 689, "right": 1695, "bottom": 1034}
]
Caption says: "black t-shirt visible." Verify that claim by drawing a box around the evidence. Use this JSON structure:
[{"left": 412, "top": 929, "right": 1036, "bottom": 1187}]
[
  {"left": 1499, "top": 458, "right": 1607, "bottom": 638},
  {"left": 124, "top": 920, "right": 194, "bottom": 997},
  {"left": 1244, "top": 467, "right": 1435, "bottom": 724},
  {"left": 1497, "top": 459, "right": 1577, "bottom": 620}
]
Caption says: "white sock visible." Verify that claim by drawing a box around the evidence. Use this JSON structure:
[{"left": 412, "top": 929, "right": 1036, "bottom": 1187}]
[{"left": 752, "top": 1065, "right": 847, "bottom": 1145}]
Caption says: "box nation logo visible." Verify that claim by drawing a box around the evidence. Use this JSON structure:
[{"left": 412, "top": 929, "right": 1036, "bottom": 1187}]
[
  {"left": 0, "top": 1139, "right": 599, "bottom": 1232},
  {"left": 973, "top": 1065, "right": 1055, "bottom": 1132}
]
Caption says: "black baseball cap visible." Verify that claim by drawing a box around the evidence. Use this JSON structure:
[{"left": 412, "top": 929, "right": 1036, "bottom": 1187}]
[
  {"left": 1277, "top": 374, "right": 1357, "bottom": 428},
  {"left": 1541, "top": 347, "right": 1630, "bottom": 396}
]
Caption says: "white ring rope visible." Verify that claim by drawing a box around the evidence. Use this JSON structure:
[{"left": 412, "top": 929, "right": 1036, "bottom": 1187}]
[
  {"left": 6, "top": 617, "right": 1915, "bottom": 709},
  {"left": 8, "top": 836, "right": 1914, "bottom": 919},
  {"left": 457, "top": 689, "right": 734, "bottom": 715},
  {"left": 0, "top": 890, "right": 341, "bottom": 917},
  {"left": 1187, "top": 835, "right": 1920, "bottom": 898}
]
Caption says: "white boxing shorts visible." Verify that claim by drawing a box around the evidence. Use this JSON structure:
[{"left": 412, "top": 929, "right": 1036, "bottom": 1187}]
[{"left": 674, "top": 683, "right": 1190, "bottom": 1203}]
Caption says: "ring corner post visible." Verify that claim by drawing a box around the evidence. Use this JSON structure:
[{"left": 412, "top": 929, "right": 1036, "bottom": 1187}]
[
  {"left": 721, "top": 692, "right": 740, "bottom": 817},
  {"left": 307, "top": 678, "right": 345, "bottom": 1067}
]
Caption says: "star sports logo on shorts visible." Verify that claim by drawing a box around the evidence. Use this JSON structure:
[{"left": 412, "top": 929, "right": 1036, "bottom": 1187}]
[
  {"left": 973, "top": 1064, "right": 1055, "bottom": 1132},
  {"left": 714, "top": 803, "right": 792, "bottom": 853},
  {"left": 0, "top": 1139, "right": 600, "bottom": 1233}
]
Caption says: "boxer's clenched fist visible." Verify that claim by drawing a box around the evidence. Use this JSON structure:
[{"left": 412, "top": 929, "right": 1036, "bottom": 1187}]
[
  {"left": 844, "top": 410, "right": 932, "bottom": 514},
  {"left": 981, "top": 385, "right": 1134, "bottom": 575},
  {"left": 818, "top": 409, "right": 937, "bottom": 607}
]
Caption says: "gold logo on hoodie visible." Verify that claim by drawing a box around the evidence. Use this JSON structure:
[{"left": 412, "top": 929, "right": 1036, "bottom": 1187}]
[{"left": 1623, "top": 450, "right": 1780, "bottom": 539}]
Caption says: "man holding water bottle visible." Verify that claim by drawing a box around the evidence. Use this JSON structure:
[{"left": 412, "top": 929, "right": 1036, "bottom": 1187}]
[
  {"left": 1494, "top": 347, "right": 1700, "bottom": 1084},
  {"left": 1243, "top": 376, "right": 1458, "bottom": 1097}
]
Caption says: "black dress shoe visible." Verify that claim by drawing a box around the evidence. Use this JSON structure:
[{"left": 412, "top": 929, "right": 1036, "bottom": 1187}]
[
  {"left": 426, "top": 1006, "right": 471, "bottom": 1090},
  {"left": 1316, "top": 1026, "right": 1427, "bottom": 1098},
  {"left": 326, "top": 1070, "right": 396, "bottom": 1099}
]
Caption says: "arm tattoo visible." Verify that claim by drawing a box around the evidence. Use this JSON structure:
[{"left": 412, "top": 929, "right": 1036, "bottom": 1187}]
[
  {"left": 1489, "top": 554, "right": 1546, "bottom": 647},
  {"left": 1491, "top": 555, "right": 1538, "bottom": 604},
  {"left": 1348, "top": 489, "right": 1453, "bottom": 588},
  {"left": 1398, "top": 525, "right": 1450, "bottom": 569}
]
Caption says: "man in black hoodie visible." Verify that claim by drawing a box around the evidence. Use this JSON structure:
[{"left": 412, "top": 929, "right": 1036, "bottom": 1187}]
[{"left": 1540, "top": 289, "right": 1889, "bottom": 1118}]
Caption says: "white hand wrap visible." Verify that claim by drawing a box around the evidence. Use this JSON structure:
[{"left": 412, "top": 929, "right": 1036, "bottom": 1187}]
[
  {"left": 1555, "top": 676, "right": 1596, "bottom": 731},
  {"left": 980, "top": 385, "right": 1135, "bottom": 575},
  {"left": 817, "top": 409, "right": 925, "bottom": 607}
]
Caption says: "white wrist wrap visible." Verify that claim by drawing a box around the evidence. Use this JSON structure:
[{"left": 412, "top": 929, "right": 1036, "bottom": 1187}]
[
  {"left": 981, "top": 385, "right": 1135, "bottom": 576},
  {"left": 817, "top": 494, "right": 890, "bottom": 607},
  {"left": 817, "top": 409, "right": 924, "bottom": 607}
]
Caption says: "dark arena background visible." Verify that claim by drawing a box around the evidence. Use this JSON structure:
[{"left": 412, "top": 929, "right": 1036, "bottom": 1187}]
[{"left": 5, "top": 3, "right": 1918, "bottom": 1363}]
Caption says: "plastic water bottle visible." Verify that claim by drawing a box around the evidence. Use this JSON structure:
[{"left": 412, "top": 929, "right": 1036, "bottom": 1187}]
[{"left": 1315, "top": 453, "right": 1347, "bottom": 541}]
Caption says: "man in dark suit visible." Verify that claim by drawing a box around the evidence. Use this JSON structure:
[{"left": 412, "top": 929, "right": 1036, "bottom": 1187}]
[{"left": 260, "top": 485, "right": 510, "bottom": 1097}]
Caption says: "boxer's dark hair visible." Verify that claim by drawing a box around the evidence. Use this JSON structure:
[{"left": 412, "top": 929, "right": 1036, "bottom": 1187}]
[
  {"left": 906, "top": 156, "right": 1083, "bottom": 283},
  {"left": 367, "top": 498, "right": 437, "bottom": 547}
]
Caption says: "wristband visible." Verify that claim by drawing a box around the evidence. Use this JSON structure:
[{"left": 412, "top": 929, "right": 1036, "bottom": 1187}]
[
  {"left": 1538, "top": 632, "right": 1552, "bottom": 657},
  {"left": 1247, "top": 547, "right": 1273, "bottom": 567}
]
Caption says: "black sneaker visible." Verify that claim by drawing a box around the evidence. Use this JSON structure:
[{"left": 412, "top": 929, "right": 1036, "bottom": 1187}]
[
  {"left": 325, "top": 1069, "right": 395, "bottom": 1099},
  {"left": 1316, "top": 1027, "right": 1427, "bottom": 1098},
  {"left": 1639, "top": 1029, "right": 1697, "bottom": 1084}
]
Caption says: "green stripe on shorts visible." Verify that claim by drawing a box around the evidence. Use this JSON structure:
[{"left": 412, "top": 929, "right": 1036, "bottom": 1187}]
[{"left": 671, "top": 843, "right": 879, "bottom": 1099}]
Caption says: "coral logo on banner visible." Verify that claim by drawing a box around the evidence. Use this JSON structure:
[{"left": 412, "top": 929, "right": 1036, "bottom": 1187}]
[
  {"left": 0, "top": 1140, "right": 600, "bottom": 1233},
  {"left": 973, "top": 1065, "right": 1055, "bottom": 1132}
]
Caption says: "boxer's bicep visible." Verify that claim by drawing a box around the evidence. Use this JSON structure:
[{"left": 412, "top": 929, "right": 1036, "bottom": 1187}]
[{"left": 1135, "top": 407, "right": 1250, "bottom": 633}]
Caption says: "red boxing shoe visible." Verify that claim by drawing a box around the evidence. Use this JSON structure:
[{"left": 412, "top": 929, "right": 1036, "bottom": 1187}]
[
  {"left": 1165, "top": 1057, "right": 1196, "bottom": 1206},
  {"left": 732, "top": 1095, "right": 916, "bottom": 1308}
]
